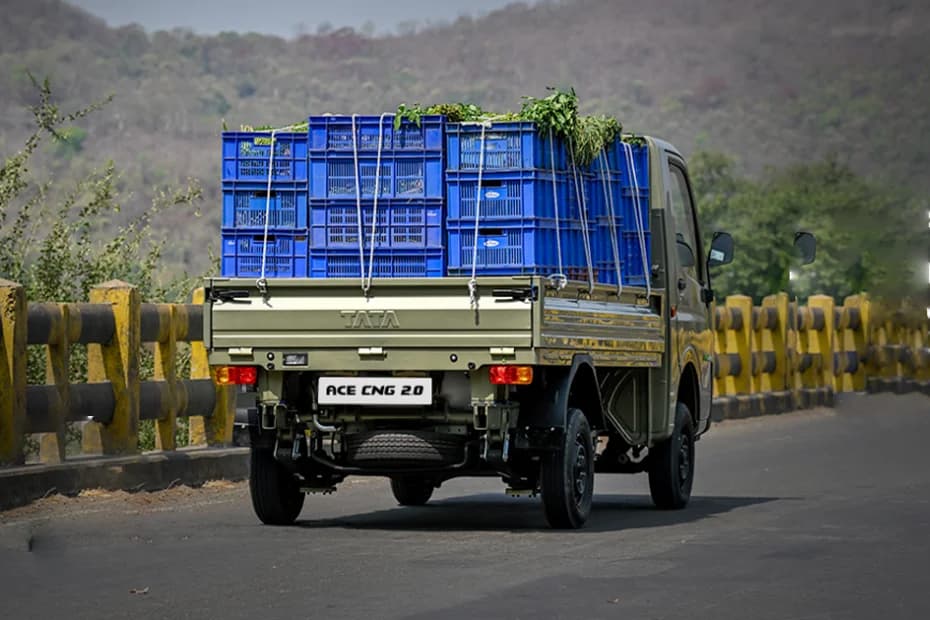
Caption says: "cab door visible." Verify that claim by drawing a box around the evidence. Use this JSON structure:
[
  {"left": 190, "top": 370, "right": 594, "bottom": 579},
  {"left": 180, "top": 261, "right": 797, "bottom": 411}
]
[{"left": 665, "top": 155, "right": 714, "bottom": 428}]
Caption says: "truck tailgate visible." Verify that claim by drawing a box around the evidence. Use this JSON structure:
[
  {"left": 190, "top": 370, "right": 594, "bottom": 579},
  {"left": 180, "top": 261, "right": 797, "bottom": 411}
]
[
  {"left": 207, "top": 277, "right": 665, "bottom": 370},
  {"left": 207, "top": 277, "right": 533, "bottom": 351}
]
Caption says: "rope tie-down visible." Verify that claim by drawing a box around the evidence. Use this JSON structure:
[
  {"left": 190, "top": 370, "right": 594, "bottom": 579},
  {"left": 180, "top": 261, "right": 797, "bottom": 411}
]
[{"left": 257, "top": 122, "right": 308, "bottom": 296}]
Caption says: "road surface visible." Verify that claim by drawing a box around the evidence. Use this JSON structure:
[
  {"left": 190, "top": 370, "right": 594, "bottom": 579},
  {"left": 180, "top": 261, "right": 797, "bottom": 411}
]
[{"left": 2, "top": 392, "right": 929, "bottom": 619}]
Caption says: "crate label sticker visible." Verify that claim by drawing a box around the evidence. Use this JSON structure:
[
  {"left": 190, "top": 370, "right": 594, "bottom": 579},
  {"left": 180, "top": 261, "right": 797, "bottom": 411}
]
[
  {"left": 483, "top": 239, "right": 501, "bottom": 248},
  {"left": 484, "top": 191, "right": 501, "bottom": 199}
]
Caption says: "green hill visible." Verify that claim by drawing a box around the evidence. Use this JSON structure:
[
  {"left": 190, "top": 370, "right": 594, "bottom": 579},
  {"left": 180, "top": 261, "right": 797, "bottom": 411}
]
[{"left": 2, "top": 0, "right": 928, "bottom": 275}]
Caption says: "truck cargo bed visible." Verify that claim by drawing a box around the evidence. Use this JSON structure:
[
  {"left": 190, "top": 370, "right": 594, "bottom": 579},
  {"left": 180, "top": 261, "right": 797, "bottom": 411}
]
[{"left": 206, "top": 277, "right": 664, "bottom": 371}]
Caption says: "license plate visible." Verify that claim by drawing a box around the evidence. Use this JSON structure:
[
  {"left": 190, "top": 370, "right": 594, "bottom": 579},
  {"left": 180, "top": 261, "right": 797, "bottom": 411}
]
[{"left": 317, "top": 377, "right": 432, "bottom": 406}]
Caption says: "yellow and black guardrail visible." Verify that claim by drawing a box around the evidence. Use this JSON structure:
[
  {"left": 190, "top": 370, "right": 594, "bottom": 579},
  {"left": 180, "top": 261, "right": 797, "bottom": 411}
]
[
  {"left": 0, "top": 279, "right": 235, "bottom": 466},
  {"left": 712, "top": 292, "right": 929, "bottom": 419},
  {"left": 1, "top": 279, "right": 927, "bottom": 502}
]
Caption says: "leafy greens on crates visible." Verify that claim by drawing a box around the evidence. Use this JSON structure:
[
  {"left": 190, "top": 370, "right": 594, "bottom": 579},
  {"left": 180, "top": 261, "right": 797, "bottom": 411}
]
[{"left": 394, "top": 88, "right": 628, "bottom": 167}]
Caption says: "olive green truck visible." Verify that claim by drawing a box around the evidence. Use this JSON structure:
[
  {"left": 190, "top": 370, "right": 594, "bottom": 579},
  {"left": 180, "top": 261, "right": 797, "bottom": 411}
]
[{"left": 204, "top": 137, "right": 737, "bottom": 529}]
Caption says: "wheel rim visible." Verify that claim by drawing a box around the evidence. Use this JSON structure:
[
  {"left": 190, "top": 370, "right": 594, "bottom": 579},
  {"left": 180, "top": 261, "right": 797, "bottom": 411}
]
[
  {"left": 678, "top": 431, "right": 692, "bottom": 489},
  {"left": 572, "top": 432, "right": 590, "bottom": 506}
]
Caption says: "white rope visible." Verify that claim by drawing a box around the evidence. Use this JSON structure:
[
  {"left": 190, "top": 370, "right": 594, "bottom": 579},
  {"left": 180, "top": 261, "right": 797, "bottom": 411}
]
[
  {"left": 257, "top": 128, "right": 277, "bottom": 294},
  {"left": 598, "top": 150, "right": 623, "bottom": 296},
  {"left": 351, "top": 114, "right": 366, "bottom": 289},
  {"left": 248, "top": 121, "right": 308, "bottom": 292},
  {"left": 468, "top": 121, "right": 491, "bottom": 307},
  {"left": 569, "top": 141, "right": 595, "bottom": 294},
  {"left": 623, "top": 141, "right": 651, "bottom": 298},
  {"left": 363, "top": 113, "right": 389, "bottom": 294},
  {"left": 547, "top": 129, "right": 567, "bottom": 290}
]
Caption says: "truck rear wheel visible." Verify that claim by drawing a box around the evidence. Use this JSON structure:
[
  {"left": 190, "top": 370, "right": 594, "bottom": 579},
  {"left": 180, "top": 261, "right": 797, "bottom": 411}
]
[
  {"left": 249, "top": 447, "right": 305, "bottom": 525},
  {"left": 648, "top": 402, "right": 695, "bottom": 510},
  {"left": 540, "top": 408, "right": 595, "bottom": 529},
  {"left": 390, "top": 476, "right": 435, "bottom": 506}
]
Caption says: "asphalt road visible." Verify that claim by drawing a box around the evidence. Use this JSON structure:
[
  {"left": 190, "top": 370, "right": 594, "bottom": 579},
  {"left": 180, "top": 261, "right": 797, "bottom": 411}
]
[{"left": 2, "top": 392, "right": 929, "bottom": 620}]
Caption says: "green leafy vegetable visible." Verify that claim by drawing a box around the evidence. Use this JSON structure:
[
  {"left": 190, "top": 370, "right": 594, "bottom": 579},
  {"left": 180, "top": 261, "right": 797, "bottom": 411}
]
[{"left": 394, "top": 88, "right": 629, "bottom": 167}]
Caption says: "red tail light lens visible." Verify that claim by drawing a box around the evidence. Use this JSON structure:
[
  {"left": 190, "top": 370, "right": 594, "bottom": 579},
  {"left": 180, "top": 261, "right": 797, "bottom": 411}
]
[
  {"left": 237, "top": 366, "right": 258, "bottom": 385},
  {"left": 213, "top": 366, "right": 258, "bottom": 386},
  {"left": 488, "top": 365, "right": 534, "bottom": 385}
]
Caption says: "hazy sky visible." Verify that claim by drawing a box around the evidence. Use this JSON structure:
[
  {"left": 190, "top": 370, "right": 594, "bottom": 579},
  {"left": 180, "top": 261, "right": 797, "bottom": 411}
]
[{"left": 68, "top": 0, "right": 537, "bottom": 36}]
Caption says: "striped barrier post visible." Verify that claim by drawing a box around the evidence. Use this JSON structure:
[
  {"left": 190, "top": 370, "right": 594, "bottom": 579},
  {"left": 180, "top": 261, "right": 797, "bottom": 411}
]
[
  {"left": 0, "top": 279, "right": 27, "bottom": 465},
  {"left": 82, "top": 281, "right": 142, "bottom": 456},
  {"left": 833, "top": 294, "right": 870, "bottom": 393},
  {"left": 751, "top": 293, "right": 792, "bottom": 412},
  {"left": 794, "top": 295, "right": 835, "bottom": 409}
]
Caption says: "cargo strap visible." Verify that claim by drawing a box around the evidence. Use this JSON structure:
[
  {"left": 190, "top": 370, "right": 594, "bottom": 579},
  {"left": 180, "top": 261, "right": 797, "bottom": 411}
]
[
  {"left": 365, "top": 113, "right": 389, "bottom": 295},
  {"left": 466, "top": 120, "right": 492, "bottom": 307},
  {"left": 257, "top": 129, "right": 278, "bottom": 295},
  {"left": 350, "top": 115, "right": 365, "bottom": 289},
  {"left": 569, "top": 140, "right": 595, "bottom": 295},
  {"left": 622, "top": 141, "right": 651, "bottom": 298},
  {"left": 257, "top": 122, "right": 306, "bottom": 295},
  {"left": 348, "top": 114, "right": 389, "bottom": 297},
  {"left": 596, "top": 149, "right": 623, "bottom": 295},
  {"left": 547, "top": 129, "right": 567, "bottom": 290}
]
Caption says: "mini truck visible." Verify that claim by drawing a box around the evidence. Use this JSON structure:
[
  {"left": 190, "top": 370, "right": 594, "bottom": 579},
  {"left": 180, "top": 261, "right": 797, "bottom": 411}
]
[{"left": 204, "top": 136, "right": 736, "bottom": 529}]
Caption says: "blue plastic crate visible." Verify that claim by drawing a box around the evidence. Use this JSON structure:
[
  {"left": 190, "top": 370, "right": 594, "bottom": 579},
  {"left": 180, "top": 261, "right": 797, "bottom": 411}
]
[
  {"left": 446, "top": 218, "right": 596, "bottom": 276},
  {"left": 594, "top": 231, "right": 652, "bottom": 287},
  {"left": 309, "top": 248, "right": 444, "bottom": 278},
  {"left": 445, "top": 170, "right": 588, "bottom": 221},
  {"left": 309, "top": 115, "right": 444, "bottom": 152},
  {"left": 587, "top": 177, "right": 649, "bottom": 223},
  {"left": 591, "top": 187, "right": 650, "bottom": 262},
  {"left": 591, "top": 140, "right": 649, "bottom": 189},
  {"left": 222, "top": 133, "right": 308, "bottom": 182},
  {"left": 222, "top": 181, "right": 308, "bottom": 230},
  {"left": 221, "top": 232, "right": 308, "bottom": 278},
  {"left": 586, "top": 169, "right": 622, "bottom": 221},
  {"left": 446, "top": 122, "right": 568, "bottom": 171},
  {"left": 309, "top": 199, "right": 443, "bottom": 249},
  {"left": 310, "top": 152, "right": 443, "bottom": 199}
]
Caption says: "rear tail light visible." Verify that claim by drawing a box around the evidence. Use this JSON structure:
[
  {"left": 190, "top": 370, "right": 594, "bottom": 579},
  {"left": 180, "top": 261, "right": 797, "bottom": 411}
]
[
  {"left": 213, "top": 365, "right": 258, "bottom": 386},
  {"left": 488, "top": 365, "right": 534, "bottom": 385}
]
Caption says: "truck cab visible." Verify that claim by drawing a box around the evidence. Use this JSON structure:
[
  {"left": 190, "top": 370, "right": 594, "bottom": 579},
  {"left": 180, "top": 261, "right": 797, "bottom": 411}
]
[{"left": 205, "top": 136, "right": 734, "bottom": 529}]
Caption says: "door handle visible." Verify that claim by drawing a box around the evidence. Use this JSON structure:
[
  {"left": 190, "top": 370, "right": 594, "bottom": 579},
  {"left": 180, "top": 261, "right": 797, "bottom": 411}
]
[{"left": 677, "top": 278, "right": 687, "bottom": 291}]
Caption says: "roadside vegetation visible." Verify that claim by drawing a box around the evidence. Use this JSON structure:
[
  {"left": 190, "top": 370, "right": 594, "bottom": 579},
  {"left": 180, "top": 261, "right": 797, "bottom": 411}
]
[
  {"left": 0, "top": 78, "right": 210, "bottom": 454},
  {"left": 690, "top": 150, "right": 924, "bottom": 304}
]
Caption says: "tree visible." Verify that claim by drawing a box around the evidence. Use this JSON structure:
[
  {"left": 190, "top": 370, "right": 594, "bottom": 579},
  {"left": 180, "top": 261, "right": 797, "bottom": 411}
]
[
  {"left": 692, "top": 150, "right": 923, "bottom": 303},
  {"left": 0, "top": 76, "right": 207, "bottom": 454}
]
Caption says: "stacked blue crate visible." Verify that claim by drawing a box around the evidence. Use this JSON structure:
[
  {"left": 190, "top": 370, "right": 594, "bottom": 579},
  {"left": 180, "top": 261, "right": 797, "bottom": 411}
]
[
  {"left": 308, "top": 115, "right": 445, "bottom": 278},
  {"left": 446, "top": 121, "right": 567, "bottom": 171},
  {"left": 588, "top": 141, "right": 651, "bottom": 286},
  {"left": 221, "top": 233, "right": 309, "bottom": 278},
  {"left": 221, "top": 132, "right": 310, "bottom": 278},
  {"left": 444, "top": 122, "right": 594, "bottom": 278}
]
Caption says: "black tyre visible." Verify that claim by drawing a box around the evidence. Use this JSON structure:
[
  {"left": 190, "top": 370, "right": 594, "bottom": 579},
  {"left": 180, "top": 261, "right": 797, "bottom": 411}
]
[
  {"left": 648, "top": 402, "right": 695, "bottom": 510},
  {"left": 345, "top": 431, "right": 464, "bottom": 469},
  {"left": 390, "top": 476, "right": 435, "bottom": 506},
  {"left": 540, "top": 408, "right": 595, "bottom": 529},
  {"left": 249, "top": 447, "right": 305, "bottom": 525}
]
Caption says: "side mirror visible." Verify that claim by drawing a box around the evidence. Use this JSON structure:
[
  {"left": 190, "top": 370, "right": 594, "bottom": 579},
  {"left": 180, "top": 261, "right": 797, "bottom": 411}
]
[
  {"left": 794, "top": 231, "right": 816, "bottom": 265},
  {"left": 707, "top": 232, "right": 734, "bottom": 267}
]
